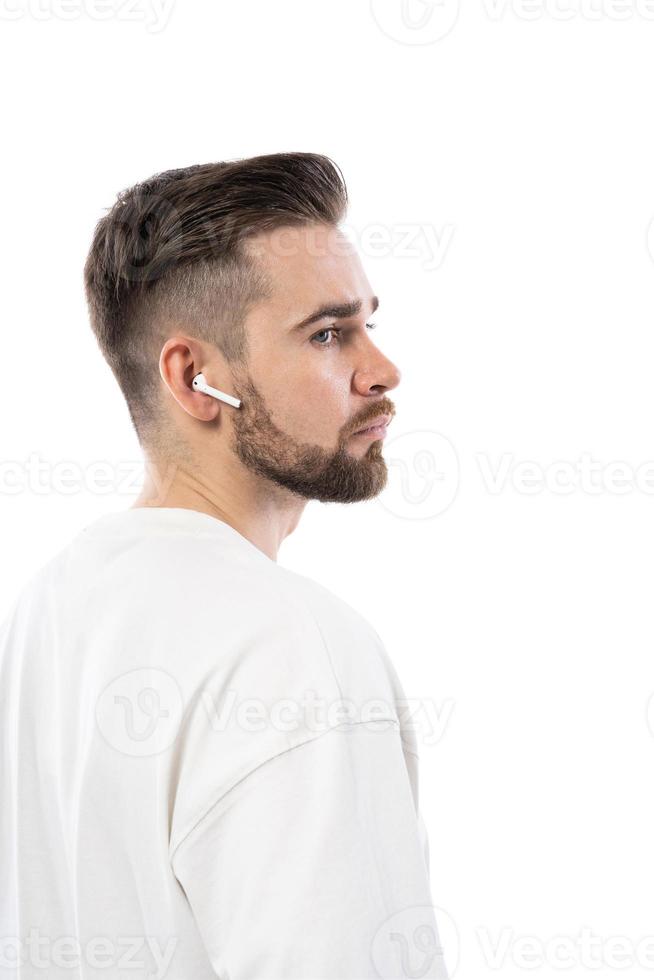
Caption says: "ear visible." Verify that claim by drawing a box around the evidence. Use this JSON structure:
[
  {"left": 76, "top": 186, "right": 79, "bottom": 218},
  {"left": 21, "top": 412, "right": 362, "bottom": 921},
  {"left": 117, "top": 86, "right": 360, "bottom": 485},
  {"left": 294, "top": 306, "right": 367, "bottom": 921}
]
[{"left": 159, "top": 337, "right": 222, "bottom": 422}]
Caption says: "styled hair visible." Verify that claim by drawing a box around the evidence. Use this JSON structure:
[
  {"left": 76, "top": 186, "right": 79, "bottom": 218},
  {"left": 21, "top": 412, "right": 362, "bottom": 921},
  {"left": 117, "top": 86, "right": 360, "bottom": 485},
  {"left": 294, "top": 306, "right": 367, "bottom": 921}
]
[{"left": 83, "top": 152, "right": 348, "bottom": 451}]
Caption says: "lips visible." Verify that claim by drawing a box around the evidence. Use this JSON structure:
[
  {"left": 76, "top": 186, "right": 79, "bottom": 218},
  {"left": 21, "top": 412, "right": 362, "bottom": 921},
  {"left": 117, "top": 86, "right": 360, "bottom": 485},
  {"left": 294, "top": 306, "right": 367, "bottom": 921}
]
[{"left": 354, "top": 414, "right": 391, "bottom": 434}]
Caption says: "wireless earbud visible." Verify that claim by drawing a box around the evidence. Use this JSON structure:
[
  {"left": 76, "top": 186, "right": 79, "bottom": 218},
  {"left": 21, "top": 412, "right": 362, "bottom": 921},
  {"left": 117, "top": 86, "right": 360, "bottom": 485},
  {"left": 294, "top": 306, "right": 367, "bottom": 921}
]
[{"left": 191, "top": 373, "right": 242, "bottom": 409}]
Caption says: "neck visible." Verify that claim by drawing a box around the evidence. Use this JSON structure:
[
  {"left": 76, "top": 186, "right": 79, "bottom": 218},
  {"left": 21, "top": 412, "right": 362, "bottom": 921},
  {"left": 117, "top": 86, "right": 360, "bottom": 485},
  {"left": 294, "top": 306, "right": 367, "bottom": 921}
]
[{"left": 130, "top": 453, "right": 306, "bottom": 562}]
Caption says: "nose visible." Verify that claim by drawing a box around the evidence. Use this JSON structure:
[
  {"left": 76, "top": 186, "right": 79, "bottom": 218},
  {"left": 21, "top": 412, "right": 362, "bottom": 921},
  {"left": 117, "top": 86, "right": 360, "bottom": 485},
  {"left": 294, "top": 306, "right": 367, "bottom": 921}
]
[{"left": 353, "top": 347, "right": 402, "bottom": 396}]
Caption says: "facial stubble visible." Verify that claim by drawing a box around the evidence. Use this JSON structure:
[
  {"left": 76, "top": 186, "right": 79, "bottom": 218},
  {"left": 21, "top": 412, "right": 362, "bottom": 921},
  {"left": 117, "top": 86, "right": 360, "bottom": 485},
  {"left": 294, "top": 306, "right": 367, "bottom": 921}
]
[{"left": 228, "top": 372, "right": 388, "bottom": 504}]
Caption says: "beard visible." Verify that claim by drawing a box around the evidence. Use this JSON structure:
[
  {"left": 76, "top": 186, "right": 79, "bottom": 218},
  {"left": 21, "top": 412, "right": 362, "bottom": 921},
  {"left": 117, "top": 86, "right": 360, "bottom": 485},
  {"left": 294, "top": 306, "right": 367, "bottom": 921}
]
[{"left": 228, "top": 370, "right": 390, "bottom": 504}]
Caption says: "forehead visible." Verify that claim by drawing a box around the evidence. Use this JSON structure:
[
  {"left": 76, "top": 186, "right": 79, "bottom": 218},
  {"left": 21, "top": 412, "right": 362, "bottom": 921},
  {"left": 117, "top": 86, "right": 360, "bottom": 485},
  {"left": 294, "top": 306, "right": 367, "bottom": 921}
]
[{"left": 244, "top": 223, "right": 371, "bottom": 322}]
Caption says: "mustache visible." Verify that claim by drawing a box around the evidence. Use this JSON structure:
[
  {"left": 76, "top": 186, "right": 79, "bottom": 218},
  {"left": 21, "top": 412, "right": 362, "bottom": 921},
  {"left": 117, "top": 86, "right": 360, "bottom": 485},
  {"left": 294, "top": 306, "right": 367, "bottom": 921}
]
[{"left": 348, "top": 401, "right": 396, "bottom": 435}]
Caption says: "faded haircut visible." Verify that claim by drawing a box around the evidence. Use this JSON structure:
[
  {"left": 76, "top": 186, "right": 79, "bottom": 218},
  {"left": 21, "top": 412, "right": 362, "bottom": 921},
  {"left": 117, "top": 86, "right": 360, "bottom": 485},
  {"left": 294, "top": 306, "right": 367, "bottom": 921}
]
[{"left": 83, "top": 152, "right": 349, "bottom": 452}]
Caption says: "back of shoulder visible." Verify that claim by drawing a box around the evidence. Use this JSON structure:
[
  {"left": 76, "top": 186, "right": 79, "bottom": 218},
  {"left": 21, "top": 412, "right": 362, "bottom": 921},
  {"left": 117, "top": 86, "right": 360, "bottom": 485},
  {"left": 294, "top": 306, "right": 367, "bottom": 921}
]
[
  {"left": 275, "top": 565, "right": 404, "bottom": 715},
  {"left": 1, "top": 519, "right": 403, "bottom": 732}
]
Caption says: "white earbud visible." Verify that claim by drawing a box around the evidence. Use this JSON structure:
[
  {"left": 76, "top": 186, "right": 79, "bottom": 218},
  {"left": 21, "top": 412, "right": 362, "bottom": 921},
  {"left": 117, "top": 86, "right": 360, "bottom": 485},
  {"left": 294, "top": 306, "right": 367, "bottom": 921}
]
[{"left": 191, "top": 373, "right": 242, "bottom": 409}]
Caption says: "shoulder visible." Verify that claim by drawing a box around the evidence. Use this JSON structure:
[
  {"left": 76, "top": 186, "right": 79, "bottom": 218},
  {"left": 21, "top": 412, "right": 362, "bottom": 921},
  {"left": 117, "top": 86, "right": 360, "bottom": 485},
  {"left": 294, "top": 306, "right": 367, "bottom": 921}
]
[
  {"left": 168, "top": 569, "right": 405, "bottom": 857},
  {"left": 274, "top": 566, "right": 406, "bottom": 713},
  {"left": 277, "top": 565, "right": 381, "bottom": 643}
]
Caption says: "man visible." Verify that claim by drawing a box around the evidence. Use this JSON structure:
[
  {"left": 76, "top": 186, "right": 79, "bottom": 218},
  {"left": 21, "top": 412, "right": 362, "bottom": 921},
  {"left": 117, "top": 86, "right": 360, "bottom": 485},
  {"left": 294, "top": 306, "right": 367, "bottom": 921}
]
[{"left": 0, "top": 153, "right": 448, "bottom": 978}]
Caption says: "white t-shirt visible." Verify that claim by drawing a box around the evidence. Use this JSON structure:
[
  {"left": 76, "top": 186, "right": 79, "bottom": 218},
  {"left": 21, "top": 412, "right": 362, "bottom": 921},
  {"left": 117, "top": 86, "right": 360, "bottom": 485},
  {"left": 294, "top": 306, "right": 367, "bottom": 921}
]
[{"left": 0, "top": 507, "right": 448, "bottom": 979}]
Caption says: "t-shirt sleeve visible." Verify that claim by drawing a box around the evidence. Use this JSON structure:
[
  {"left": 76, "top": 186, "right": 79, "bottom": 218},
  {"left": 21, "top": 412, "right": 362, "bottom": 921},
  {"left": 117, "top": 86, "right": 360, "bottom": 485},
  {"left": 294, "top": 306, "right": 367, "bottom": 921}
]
[{"left": 170, "top": 719, "right": 448, "bottom": 979}]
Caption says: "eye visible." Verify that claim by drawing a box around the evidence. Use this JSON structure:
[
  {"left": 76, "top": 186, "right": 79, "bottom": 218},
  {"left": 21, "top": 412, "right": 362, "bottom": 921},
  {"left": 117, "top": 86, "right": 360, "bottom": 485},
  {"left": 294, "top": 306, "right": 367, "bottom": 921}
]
[
  {"left": 310, "top": 322, "right": 378, "bottom": 349},
  {"left": 311, "top": 327, "right": 340, "bottom": 348}
]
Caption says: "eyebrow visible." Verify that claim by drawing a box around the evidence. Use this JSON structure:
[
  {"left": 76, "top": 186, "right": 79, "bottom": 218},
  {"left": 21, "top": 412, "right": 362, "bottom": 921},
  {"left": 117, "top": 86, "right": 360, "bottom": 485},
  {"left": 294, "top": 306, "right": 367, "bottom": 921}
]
[{"left": 291, "top": 295, "right": 379, "bottom": 332}]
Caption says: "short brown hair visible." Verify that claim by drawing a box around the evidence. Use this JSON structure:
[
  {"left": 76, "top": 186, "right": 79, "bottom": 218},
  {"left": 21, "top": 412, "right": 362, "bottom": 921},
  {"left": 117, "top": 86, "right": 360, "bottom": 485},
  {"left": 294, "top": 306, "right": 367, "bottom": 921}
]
[{"left": 83, "top": 152, "right": 348, "bottom": 452}]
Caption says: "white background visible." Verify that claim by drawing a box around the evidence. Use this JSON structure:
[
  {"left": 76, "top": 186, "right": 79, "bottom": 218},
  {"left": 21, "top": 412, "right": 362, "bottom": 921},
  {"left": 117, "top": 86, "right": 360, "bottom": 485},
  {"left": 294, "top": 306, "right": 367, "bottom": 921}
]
[{"left": 2, "top": 1, "right": 654, "bottom": 976}]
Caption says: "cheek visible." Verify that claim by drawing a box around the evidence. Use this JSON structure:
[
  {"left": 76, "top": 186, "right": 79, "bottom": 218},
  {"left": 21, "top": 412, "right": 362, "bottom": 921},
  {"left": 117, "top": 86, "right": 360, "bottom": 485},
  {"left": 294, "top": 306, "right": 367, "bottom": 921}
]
[
  {"left": 282, "top": 374, "right": 352, "bottom": 443},
  {"left": 314, "top": 368, "right": 351, "bottom": 405},
  {"left": 256, "top": 348, "right": 353, "bottom": 440}
]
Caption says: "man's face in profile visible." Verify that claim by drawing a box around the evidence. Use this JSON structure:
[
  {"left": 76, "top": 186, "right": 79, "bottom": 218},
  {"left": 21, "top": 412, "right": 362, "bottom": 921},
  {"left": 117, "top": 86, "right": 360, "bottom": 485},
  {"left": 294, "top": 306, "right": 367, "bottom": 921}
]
[{"left": 226, "top": 223, "right": 402, "bottom": 504}]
